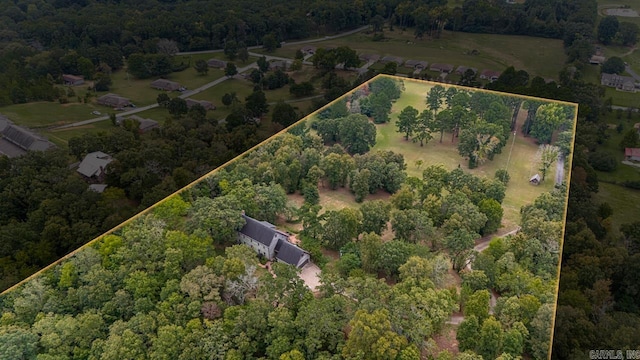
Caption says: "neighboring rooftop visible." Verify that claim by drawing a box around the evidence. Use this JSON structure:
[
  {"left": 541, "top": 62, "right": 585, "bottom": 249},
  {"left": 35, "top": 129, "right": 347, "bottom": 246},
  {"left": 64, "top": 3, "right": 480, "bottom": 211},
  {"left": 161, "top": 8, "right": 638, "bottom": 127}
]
[
  {"left": 77, "top": 151, "right": 113, "bottom": 178},
  {"left": 0, "top": 115, "right": 55, "bottom": 158}
]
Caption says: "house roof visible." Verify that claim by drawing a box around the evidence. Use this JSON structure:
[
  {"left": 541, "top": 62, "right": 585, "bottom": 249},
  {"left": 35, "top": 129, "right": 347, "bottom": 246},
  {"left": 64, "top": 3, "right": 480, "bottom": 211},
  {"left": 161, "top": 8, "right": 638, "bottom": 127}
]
[
  {"left": 77, "top": 151, "right": 113, "bottom": 178},
  {"left": 430, "top": 63, "right": 454, "bottom": 72},
  {"left": 239, "top": 214, "right": 277, "bottom": 246},
  {"left": 381, "top": 55, "right": 403, "bottom": 65},
  {"left": 63, "top": 74, "right": 84, "bottom": 82},
  {"left": 404, "top": 59, "right": 428, "bottom": 68},
  {"left": 0, "top": 116, "right": 55, "bottom": 153},
  {"left": 529, "top": 174, "right": 541, "bottom": 182},
  {"left": 97, "top": 94, "right": 131, "bottom": 106},
  {"left": 125, "top": 115, "right": 159, "bottom": 132},
  {"left": 455, "top": 66, "right": 477, "bottom": 75},
  {"left": 625, "top": 148, "right": 640, "bottom": 157},
  {"left": 301, "top": 45, "right": 316, "bottom": 53},
  {"left": 358, "top": 53, "right": 380, "bottom": 62},
  {"left": 150, "top": 79, "right": 181, "bottom": 90},
  {"left": 185, "top": 98, "right": 214, "bottom": 109},
  {"left": 601, "top": 73, "right": 635, "bottom": 86},
  {"left": 207, "top": 58, "right": 227, "bottom": 67},
  {"left": 275, "top": 240, "right": 309, "bottom": 266},
  {"left": 480, "top": 69, "right": 502, "bottom": 78},
  {"left": 89, "top": 184, "right": 108, "bottom": 193}
]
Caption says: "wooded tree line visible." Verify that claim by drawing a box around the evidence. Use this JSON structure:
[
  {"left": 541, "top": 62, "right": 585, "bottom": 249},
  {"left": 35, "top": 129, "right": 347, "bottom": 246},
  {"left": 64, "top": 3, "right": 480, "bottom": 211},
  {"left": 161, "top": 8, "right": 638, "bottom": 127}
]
[
  {"left": 0, "top": 102, "right": 274, "bottom": 292},
  {"left": 0, "top": 0, "right": 609, "bottom": 106},
  {"left": 475, "top": 32, "right": 640, "bottom": 358},
  {"left": 0, "top": 99, "right": 566, "bottom": 358}
]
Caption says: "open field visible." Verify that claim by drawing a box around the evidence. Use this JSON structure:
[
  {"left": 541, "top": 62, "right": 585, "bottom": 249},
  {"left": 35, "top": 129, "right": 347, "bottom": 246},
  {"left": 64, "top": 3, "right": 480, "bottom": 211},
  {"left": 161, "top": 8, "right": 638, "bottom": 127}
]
[
  {"left": 604, "top": 87, "right": 640, "bottom": 108},
  {"left": 259, "top": 29, "right": 566, "bottom": 79},
  {"left": 42, "top": 121, "right": 115, "bottom": 146},
  {"left": 593, "top": 182, "right": 640, "bottom": 232},
  {"left": 592, "top": 112, "right": 640, "bottom": 183},
  {"left": 372, "top": 79, "right": 562, "bottom": 229}
]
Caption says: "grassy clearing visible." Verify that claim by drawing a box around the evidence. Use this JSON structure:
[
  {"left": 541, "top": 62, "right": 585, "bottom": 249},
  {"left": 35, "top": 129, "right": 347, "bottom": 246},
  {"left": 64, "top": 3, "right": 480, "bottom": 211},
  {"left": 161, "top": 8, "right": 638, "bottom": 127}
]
[
  {"left": 0, "top": 100, "right": 105, "bottom": 128},
  {"left": 591, "top": 111, "right": 640, "bottom": 183},
  {"left": 373, "top": 79, "right": 560, "bottom": 229},
  {"left": 593, "top": 182, "right": 640, "bottom": 231},
  {"left": 604, "top": 87, "right": 640, "bottom": 108},
  {"left": 262, "top": 29, "right": 565, "bottom": 79},
  {"left": 42, "top": 121, "right": 115, "bottom": 146}
]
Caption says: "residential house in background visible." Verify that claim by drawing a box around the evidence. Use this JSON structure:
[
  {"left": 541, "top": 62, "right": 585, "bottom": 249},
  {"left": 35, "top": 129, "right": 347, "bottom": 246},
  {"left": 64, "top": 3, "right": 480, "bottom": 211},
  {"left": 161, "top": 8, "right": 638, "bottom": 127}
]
[
  {"left": 269, "top": 60, "right": 291, "bottom": 71},
  {"left": 430, "top": 63, "right": 454, "bottom": 73},
  {"left": 301, "top": 45, "right": 316, "bottom": 55},
  {"left": 625, "top": 148, "right": 640, "bottom": 161},
  {"left": 455, "top": 66, "right": 478, "bottom": 75},
  {"left": 601, "top": 73, "right": 636, "bottom": 92},
  {"left": 207, "top": 58, "right": 227, "bottom": 68},
  {"left": 116, "top": 115, "right": 160, "bottom": 133},
  {"left": 77, "top": 151, "right": 113, "bottom": 182},
  {"left": 237, "top": 214, "right": 310, "bottom": 268},
  {"left": 380, "top": 55, "right": 404, "bottom": 66},
  {"left": 150, "top": 79, "right": 181, "bottom": 91},
  {"left": 97, "top": 93, "right": 131, "bottom": 108},
  {"left": 358, "top": 53, "right": 380, "bottom": 63},
  {"left": 480, "top": 69, "right": 501, "bottom": 82},
  {"left": 0, "top": 116, "right": 55, "bottom": 158},
  {"left": 62, "top": 74, "right": 85, "bottom": 86},
  {"left": 185, "top": 98, "right": 215, "bottom": 110},
  {"left": 634, "top": 122, "right": 640, "bottom": 135}
]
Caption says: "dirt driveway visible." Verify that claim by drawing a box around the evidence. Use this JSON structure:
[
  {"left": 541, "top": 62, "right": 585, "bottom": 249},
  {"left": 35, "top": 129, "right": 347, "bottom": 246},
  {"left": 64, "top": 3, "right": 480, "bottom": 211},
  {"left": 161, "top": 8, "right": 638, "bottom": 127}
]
[{"left": 299, "top": 263, "right": 322, "bottom": 291}]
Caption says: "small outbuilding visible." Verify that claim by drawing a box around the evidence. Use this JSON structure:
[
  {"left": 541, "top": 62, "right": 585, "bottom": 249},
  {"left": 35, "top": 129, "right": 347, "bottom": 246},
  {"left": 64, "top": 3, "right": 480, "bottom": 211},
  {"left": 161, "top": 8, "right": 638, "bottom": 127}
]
[{"left": 529, "top": 174, "right": 541, "bottom": 185}]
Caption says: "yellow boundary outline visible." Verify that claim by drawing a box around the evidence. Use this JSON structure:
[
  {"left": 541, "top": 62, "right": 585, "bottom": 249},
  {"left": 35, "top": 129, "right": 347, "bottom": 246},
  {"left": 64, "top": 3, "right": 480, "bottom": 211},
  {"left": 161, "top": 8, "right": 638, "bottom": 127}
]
[{"left": 1, "top": 74, "right": 579, "bottom": 360}]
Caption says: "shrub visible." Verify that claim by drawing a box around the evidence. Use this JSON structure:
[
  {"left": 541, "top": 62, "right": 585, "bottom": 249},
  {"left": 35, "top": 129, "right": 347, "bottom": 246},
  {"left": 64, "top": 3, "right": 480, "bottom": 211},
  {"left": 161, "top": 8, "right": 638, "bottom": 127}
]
[{"left": 494, "top": 169, "right": 510, "bottom": 185}]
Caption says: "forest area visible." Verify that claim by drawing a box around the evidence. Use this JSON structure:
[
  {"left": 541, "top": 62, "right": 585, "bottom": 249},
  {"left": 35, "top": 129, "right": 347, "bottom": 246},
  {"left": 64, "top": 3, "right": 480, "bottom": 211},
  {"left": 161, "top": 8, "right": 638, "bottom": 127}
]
[
  {"left": 2, "top": 0, "right": 640, "bottom": 358},
  {"left": 0, "top": 77, "right": 570, "bottom": 359}
]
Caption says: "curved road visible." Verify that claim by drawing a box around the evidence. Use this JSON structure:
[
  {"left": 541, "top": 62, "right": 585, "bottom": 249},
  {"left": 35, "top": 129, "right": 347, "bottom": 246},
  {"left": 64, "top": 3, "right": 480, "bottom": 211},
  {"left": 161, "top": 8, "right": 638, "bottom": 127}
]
[{"left": 52, "top": 25, "right": 370, "bottom": 130}]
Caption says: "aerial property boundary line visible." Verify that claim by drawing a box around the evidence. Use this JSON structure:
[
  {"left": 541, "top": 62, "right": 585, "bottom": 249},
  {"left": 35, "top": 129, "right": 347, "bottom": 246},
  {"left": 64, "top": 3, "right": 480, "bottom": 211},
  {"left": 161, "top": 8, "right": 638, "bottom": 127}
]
[{"left": 0, "top": 75, "right": 578, "bottom": 304}]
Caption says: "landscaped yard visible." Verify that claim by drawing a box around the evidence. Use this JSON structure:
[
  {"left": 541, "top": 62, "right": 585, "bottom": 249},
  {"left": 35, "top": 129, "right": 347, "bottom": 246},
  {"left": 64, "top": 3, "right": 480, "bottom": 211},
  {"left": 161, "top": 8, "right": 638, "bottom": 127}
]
[
  {"left": 371, "top": 79, "right": 565, "bottom": 229},
  {"left": 257, "top": 29, "right": 566, "bottom": 79}
]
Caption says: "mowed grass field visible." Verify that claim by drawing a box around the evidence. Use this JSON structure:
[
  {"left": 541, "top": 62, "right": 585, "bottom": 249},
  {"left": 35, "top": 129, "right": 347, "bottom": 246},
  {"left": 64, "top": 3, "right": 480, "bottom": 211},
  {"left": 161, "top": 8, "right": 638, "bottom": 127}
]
[
  {"left": 372, "top": 79, "right": 563, "bottom": 230},
  {"left": 260, "top": 29, "right": 566, "bottom": 79},
  {"left": 593, "top": 182, "right": 640, "bottom": 233}
]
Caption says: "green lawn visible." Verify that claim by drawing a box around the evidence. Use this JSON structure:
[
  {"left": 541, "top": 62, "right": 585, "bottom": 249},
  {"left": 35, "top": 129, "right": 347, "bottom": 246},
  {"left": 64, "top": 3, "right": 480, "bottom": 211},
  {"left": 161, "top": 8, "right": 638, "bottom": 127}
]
[
  {"left": 42, "top": 121, "right": 116, "bottom": 146},
  {"left": 0, "top": 100, "right": 106, "bottom": 128},
  {"left": 593, "top": 182, "right": 640, "bottom": 232},
  {"left": 260, "top": 29, "right": 566, "bottom": 79},
  {"left": 604, "top": 87, "right": 640, "bottom": 108},
  {"left": 372, "top": 79, "right": 562, "bottom": 229},
  {"left": 592, "top": 112, "right": 640, "bottom": 183}
]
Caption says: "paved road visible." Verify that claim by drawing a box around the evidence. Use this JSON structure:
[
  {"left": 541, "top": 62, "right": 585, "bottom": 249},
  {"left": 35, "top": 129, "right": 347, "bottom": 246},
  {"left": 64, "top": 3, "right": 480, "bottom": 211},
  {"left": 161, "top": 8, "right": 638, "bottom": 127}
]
[
  {"left": 52, "top": 26, "right": 371, "bottom": 131},
  {"left": 52, "top": 62, "right": 258, "bottom": 130},
  {"left": 625, "top": 65, "right": 640, "bottom": 82},
  {"left": 177, "top": 25, "right": 370, "bottom": 56},
  {"left": 555, "top": 154, "right": 565, "bottom": 185}
]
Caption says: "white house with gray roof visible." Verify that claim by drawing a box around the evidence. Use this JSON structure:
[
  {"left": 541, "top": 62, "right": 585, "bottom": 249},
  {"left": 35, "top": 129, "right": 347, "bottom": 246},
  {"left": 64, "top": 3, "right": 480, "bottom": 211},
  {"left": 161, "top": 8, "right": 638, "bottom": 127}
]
[
  {"left": 237, "top": 214, "right": 310, "bottom": 268},
  {"left": 77, "top": 151, "right": 113, "bottom": 181}
]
